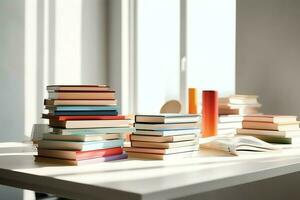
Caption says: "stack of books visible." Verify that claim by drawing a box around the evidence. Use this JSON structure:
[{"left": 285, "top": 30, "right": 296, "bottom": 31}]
[
  {"left": 215, "top": 95, "right": 262, "bottom": 137},
  {"left": 124, "top": 114, "right": 200, "bottom": 160},
  {"left": 35, "top": 85, "right": 134, "bottom": 165},
  {"left": 217, "top": 115, "right": 243, "bottom": 137},
  {"left": 218, "top": 95, "right": 261, "bottom": 115},
  {"left": 237, "top": 115, "right": 300, "bottom": 146}
]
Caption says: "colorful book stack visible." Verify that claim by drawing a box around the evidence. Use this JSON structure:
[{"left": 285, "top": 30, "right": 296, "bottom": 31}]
[
  {"left": 124, "top": 114, "right": 200, "bottom": 160},
  {"left": 237, "top": 115, "right": 300, "bottom": 147},
  {"left": 35, "top": 85, "right": 134, "bottom": 165},
  {"left": 218, "top": 95, "right": 261, "bottom": 115}
]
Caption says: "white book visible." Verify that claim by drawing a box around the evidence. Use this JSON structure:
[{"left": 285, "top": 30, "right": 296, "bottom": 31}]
[
  {"left": 237, "top": 128, "right": 300, "bottom": 138},
  {"left": 200, "top": 136, "right": 279, "bottom": 155},
  {"left": 134, "top": 129, "right": 200, "bottom": 136},
  {"left": 218, "top": 122, "right": 242, "bottom": 129},
  {"left": 219, "top": 115, "right": 244, "bottom": 123}
]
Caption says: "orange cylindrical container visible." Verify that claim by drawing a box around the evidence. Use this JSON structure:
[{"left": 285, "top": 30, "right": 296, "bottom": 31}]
[
  {"left": 188, "top": 88, "right": 198, "bottom": 114},
  {"left": 202, "top": 90, "right": 218, "bottom": 137}
]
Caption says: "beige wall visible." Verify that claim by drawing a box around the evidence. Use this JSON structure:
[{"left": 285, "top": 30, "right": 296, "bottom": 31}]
[{"left": 236, "top": 0, "right": 300, "bottom": 116}]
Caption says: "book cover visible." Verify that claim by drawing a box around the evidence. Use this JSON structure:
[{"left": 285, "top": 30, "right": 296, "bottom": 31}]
[
  {"left": 133, "top": 129, "right": 200, "bottom": 136},
  {"left": 134, "top": 122, "right": 200, "bottom": 131},
  {"left": 124, "top": 145, "right": 198, "bottom": 155},
  {"left": 49, "top": 110, "right": 118, "bottom": 116},
  {"left": 130, "top": 134, "right": 196, "bottom": 143},
  {"left": 49, "top": 119, "right": 131, "bottom": 129},
  {"left": 52, "top": 127, "right": 136, "bottom": 135},
  {"left": 35, "top": 153, "right": 128, "bottom": 165},
  {"left": 44, "top": 99, "right": 117, "bottom": 106},
  {"left": 37, "top": 139, "right": 124, "bottom": 151},
  {"left": 38, "top": 147, "right": 123, "bottom": 160},
  {"left": 46, "top": 105, "right": 120, "bottom": 112},
  {"left": 135, "top": 114, "right": 200, "bottom": 124},
  {"left": 43, "top": 114, "right": 126, "bottom": 121},
  {"left": 126, "top": 151, "right": 195, "bottom": 160},
  {"left": 43, "top": 133, "right": 121, "bottom": 142},
  {"left": 131, "top": 140, "right": 197, "bottom": 149},
  {"left": 48, "top": 91, "right": 115, "bottom": 100}
]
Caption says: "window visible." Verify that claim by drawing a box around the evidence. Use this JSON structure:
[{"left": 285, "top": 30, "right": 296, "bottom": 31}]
[{"left": 131, "top": 0, "right": 236, "bottom": 113}]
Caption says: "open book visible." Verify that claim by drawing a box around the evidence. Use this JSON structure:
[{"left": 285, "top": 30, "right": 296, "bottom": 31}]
[{"left": 200, "top": 136, "right": 279, "bottom": 155}]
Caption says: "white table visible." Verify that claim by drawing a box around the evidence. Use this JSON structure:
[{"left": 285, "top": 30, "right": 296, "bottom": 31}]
[{"left": 1, "top": 142, "right": 300, "bottom": 200}]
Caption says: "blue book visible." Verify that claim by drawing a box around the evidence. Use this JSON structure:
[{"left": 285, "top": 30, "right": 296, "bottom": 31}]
[
  {"left": 50, "top": 105, "right": 120, "bottom": 112},
  {"left": 38, "top": 139, "right": 124, "bottom": 151},
  {"left": 51, "top": 110, "right": 118, "bottom": 116}
]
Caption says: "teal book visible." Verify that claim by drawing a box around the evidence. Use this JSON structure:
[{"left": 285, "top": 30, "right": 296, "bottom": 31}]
[
  {"left": 52, "top": 127, "right": 136, "bottom": 135},
  {"left": 49, "top": 105, "right": 120, "bottom": 112},
  {"left": 38, "top": 139, "right": 124, "bottom": 151}
]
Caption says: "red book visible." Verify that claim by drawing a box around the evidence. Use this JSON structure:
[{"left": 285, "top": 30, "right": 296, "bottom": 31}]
[
  {"left": 38, "top": 147, "right": 123, "bottom": 161},
  {"left": 42, "top": 114, "right": 126, "bottom": 121}
]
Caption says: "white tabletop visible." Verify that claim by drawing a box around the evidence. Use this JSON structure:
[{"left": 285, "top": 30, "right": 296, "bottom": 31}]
[{"left": 1, "top": 142, "right": 300, "bottom": 200}]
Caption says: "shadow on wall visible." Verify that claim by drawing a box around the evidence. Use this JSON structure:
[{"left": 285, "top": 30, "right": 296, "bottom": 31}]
[{"left": 0, "top": 0, "right": 108, "bottom": 142}]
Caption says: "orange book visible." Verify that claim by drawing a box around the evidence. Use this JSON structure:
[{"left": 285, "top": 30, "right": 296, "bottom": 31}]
[{"left": 188, "top": 88, "right": 198, "bottom": 114}]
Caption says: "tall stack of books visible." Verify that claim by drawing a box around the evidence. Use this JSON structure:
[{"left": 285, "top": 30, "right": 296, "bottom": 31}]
[
  {"left": 124, "top": 114, "right": 200, "bottom": 160},
  {"left": 215, "top": 95, "right": 262, "bottom": 137},
  {"left": 35, "top": 85, "right": 134, "bottom": 165},
  {"left": 237, "top": 115, "right": 300, "bottom": 146}
]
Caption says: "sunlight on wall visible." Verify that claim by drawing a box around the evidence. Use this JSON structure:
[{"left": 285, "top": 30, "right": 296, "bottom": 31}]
[
  {"left": 24, "top": 0, "right": 83, "bottom": 138},
  {"left": 55, "top": 0, "right": 82, "bottom": 84},
  {"left": 187, "top": 0, "right": 236, "bottom": 99},
  {"left": 24, "top": 0, "right": 38, "bottom": 138},
  {"left": 136, "top": 0, "right": 180, "bottom": 113}
]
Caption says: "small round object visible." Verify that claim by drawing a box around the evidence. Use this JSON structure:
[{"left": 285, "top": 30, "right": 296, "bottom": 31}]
[{"left": 160, "top": 100, "right": 182, "bottom": 114}]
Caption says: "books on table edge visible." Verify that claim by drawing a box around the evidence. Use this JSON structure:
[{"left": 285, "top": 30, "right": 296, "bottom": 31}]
[
  {"left": 134, "top": 122, "right": 200, "bottom": 131},
  {"left": 48, "top": 91, "right": 115, "bottom": 100},
  {"left": 131, "top": 140, "right": 197, "bottom": 149},
  {"left": 135, "top": 114, "right": 200, "bottom": 124},
  {"left": 44, "top": 99, "right": 117, "bottom": 106},
  {"left": 130, "top": 134, "right": 197, "bottom": 143},
  {"left": 35, "top": 153, "right": 127, "bottom": 166},
  {"left": 43, "top": 133, "right": 121, "bottom": 142},
  {"left": 51, "top": 127, "right": 136, "bottom": 135},
  {"left": 37, "top": 139, "right": 124, "bottom": 151},
  {"left": 124, "top": 145, "right": 198, "bottom": 155},
  {"left": 126, "top": 151, "right": 196, "bottom": 160},
  {"left": 243, "top": 115, "right": 298, "bottom": 123},
  {"left": 37, "top": 147, "right": 123, "bottom": 160},
  {"left": 219, "top": 95, "right": 258, "bottom": 105},
  {"left": 133, "top": 129, "right": 200, "bottom": 136},
  {"left": 242, "top": 121, "right": 300, "bottom": 131},
  {"left": 49, "top": 119, "right": 131, "bottom": 129}
]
